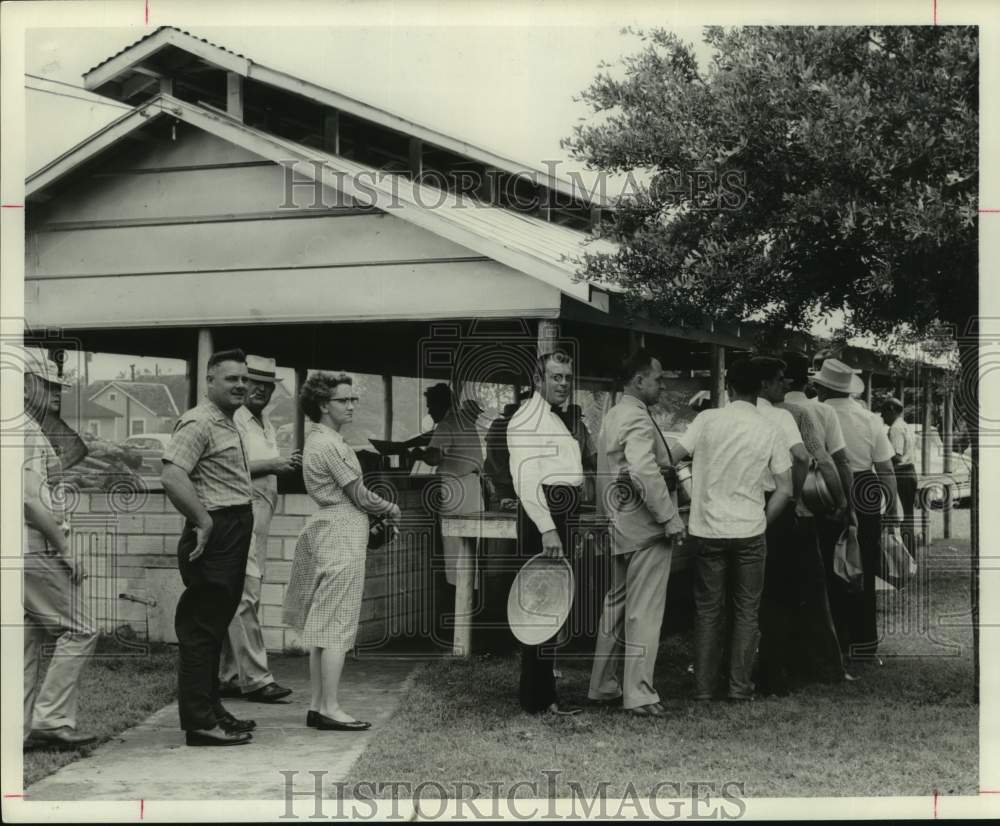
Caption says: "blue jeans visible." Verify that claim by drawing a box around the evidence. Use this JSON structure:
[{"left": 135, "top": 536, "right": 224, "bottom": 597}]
[{"left": 691, "top": 533, "right": 767, "bottom": 700}]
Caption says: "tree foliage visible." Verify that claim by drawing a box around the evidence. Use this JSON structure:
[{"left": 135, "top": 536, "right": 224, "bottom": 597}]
[{"left": 564, "top": 26, "right": 978, "bottom": 344}]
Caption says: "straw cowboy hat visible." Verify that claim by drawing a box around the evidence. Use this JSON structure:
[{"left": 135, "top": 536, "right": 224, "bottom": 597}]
[
  {"left": 20, "top": 346, "right": 71, "bottom": 386},
  {"left": 507, "top": 554, "right": 575, "bottom": 645},
  {"left": 811, "top": 358, "right": 864, "bottom": 395},
  {"left": 245, "top": 354, "right": 283, "bottom": 383}
]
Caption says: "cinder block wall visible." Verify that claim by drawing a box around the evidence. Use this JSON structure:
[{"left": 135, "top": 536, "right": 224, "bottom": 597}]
[{"left": 73, "top": 489, "right": 436, "bottom": 652}]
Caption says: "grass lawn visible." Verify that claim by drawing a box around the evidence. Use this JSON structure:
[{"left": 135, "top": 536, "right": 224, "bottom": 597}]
[
  {"left": 23, "top": 635, "right": 177, "bottom": 788},
  {"left": 348, "top": 522, "right": 977, "bottom": 799}
]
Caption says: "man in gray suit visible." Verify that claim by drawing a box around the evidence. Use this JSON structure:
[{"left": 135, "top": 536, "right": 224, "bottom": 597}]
[{"left": 588, "top": 350, "right": 685, "bottom": 717}]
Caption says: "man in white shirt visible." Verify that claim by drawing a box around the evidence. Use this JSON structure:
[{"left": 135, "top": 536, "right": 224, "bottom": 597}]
[
  {"left": 814, "top": 359, "right": 898, "bottom": 660},
  {"left": 880, "top": 397, "right": 917, "bottom": 552},
  {"left": 507, "top": 349, "right": 584, "bottom": 715},
  {"left": 219, "top": 355, "right": 299, "bottom": 703},
  {"left": 671, "top": 359, "right": 792, "bottom": 701}
]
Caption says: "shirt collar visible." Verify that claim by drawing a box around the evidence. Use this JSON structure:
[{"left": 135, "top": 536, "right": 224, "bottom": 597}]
[
  {"left": 824, "top": 396, "right": 854, "bottom": 407},
  {"left": 784, "top": 391, "right": 808, "bottom": 403},
  {"left": 729, "top": 400, "right": 757, "bottom": 411},
  {"left": 756, "top": 397, "right": 774, "bottom": 409},
  {"left": 620, "top": 393, "right": 648, "bottom": 412}
]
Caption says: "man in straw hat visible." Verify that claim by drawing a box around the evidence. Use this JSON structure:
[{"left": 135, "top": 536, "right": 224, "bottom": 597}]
[
  {"left": 507, "top": 349, "right": 584, "bottom": 715},
  {"left": 218, "top": 355, "right": 299, "bottom": 704},
  {"left": 812, "top": 358, "right": 898, "bottom": 663},
  {"left": 20, "top": 345, "right": 99, "bottom": 749}
]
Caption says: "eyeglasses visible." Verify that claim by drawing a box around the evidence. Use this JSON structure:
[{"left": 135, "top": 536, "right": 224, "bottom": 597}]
[{"left": 329, "top": 396, "right": 360, "bottom": 404}]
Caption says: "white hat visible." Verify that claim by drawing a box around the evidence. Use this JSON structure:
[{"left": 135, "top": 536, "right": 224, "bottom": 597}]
[
  {"left": 20, "top": 346, "right": 70, "bottom": 386},
  {"left": 507, "top": 554, "right": 575, "bottom": 645},
  {"left": 811, "top": 358, "right": 864, "bottom": 395},
  {"left": 245, "top": 354, "right": 282, "bottom": 383}
]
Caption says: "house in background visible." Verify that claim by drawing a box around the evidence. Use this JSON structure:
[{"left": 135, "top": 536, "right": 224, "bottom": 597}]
[
  {"left": 86, "top": 380, "right": 180, "bottom": 440},
  {"left": 61, "top": 389, "right": 119, "bottom": 439}
]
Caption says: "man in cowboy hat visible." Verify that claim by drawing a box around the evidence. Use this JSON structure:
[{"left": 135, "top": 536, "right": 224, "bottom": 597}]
[
  {"left": 219, "top": 355, "right": 300, "bottom": 703},
  {"left": 21, "top": 346, "right": 99, "bottom": 749},
  {"left": 813, "top": 358, "right": 898, "bottom": 662}
]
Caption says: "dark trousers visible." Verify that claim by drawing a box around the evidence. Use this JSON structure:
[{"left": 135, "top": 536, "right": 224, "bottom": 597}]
[
  {"left": 789, "top": 515, "right": 845, "bottom": 682},
  {"left": 691, "top": 533, "right": 767, "bottom": 700},
  {"left": 819, "top": 472, "right": 883, "bottom": 658},
  {"left": 515, "top": 485, "right": 580, "bottom": 713},
  {"left": 757, "top": 503, "right": 798, "bottom": 694},
  {"left": 175, "top": 505, "right": 253, "bottom": 731},
  {"left": 894, "top": 463, "right": 918, "bottom": 552}
]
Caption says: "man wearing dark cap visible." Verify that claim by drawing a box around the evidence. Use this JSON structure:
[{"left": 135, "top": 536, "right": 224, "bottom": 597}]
[{"left": 162, "top": 349, "right": 257, "bottom": 746}]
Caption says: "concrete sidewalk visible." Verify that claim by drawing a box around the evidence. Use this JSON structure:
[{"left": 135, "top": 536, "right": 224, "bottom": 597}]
[{"left": 26, "top": 654, "right": 426, "bottom": 801}]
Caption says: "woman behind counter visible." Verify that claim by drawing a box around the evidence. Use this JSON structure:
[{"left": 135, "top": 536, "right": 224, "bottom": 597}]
[{"left": 283, "top": 372, "right": 400, "bottom": 731}]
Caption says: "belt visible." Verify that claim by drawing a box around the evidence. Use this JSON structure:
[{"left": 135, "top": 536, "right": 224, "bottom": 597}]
[{"left": 207, "top": 503, "right": 252, "bottom": 513}]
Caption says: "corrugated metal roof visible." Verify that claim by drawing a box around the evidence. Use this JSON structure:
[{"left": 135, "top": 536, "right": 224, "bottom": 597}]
[{"left": 84, "top": 26, "right": 247, "bottom": 76}]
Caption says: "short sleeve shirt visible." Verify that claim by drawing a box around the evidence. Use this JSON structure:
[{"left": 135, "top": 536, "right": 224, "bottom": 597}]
[
  {"left": 888, "top": 419, "right": 916, "bottom": 466},
  {"left": 23, "top": 416, "right": 60, "bottom": 554},
  {"left": 785, "top": 391, "right": 847, "bottom": 455},
  {"left": 824, "top": 397, "right": 894, "bottom": 473},
  {"left": 234, "top": 406, "right": 280, "bottom": 512},
  {"left": 302, "top": 424, "right": 362, "bottom": 507},
  {"left": 678, "top": 401, "right": 791, "bottom": 540},
  {"left": 163, "top": 402, "right": 252, "bottom": 509}
]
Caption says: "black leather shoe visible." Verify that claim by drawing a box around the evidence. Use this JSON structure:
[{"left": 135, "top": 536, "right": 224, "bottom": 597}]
[
  {"left": 244, "top": 683, "right": 293, "bottom": 703},
  {"left": 27, "top": 727, "right": 98, "bottom": 749},
  {"left": 306, "top": 710, "right": 320, "bottom": 728},
  {"left": 185, "top": 727, "right": 252, "bottom": 747},
  {"left": 217, "top": 711, "right": 256, "bottom": 732},
  {"left": 315, "top": 713, "right": 371, "bottom": 731}
]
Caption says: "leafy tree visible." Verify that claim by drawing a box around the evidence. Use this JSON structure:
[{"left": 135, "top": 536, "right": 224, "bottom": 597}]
[
  {"left": 566, "top": 25, "right": 976, "bottom": 343},
  {"left": 565, "top": 25, "right": 979, "bottom": 686}
]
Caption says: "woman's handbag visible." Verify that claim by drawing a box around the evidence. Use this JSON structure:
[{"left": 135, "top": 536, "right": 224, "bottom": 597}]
[
  {"left": 832, "top": 525, "right": 864, "bottom": 593},
  {"left": 367, "top": 515, "right": 398, "bottom": 550},
  {"left": 880, "top": 527, "right": 917, "bottom": 589}
]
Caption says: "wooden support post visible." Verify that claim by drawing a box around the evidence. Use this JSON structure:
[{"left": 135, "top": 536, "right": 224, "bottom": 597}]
[
  {"left": 408, "top": 138, "right": 423, "bottom": 180},
  {"left": 195, "top": 328, "right": 213, "bottom": 405},
  {"left": 452, "top": 537, "right": 476, "bottom": 657},
  {"left": 294, "top": 367, "right": 308, "bottom": 451},
  {"left": 943, "top": 389, "right": 954, "bottom": 539},
  {"left": 710, "top": 344, "right": 726, "bottom": 408},
  {"left": 897, "top": 377, "right": 906, "bottom": 408},
  {"left": 865, "top": 371, "right": 874, "bottom": 408},
  {"left": 323, "top": 111, "right": 340, "bottom": 155},
  {"left": 537, "top": 319, "right": 559, "bottom": 357},
  {"left": 383, "top": 374, "right": 394, "bottom": 441},
  {"left": 226, "top": 72, "right": 244, "bottom": 121}
]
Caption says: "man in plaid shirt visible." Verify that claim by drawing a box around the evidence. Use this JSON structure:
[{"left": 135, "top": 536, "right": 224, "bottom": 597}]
[{"left": 162, "top": 349, "right": 256, "bottom": 747}]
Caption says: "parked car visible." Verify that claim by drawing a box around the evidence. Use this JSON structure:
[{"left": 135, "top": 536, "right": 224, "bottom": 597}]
[
  {"left": 910, "top": 426, "right": 973, "bottom": 508},
  {"left": 121, "top": 433, "right": 173, "bottom": 477}
]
